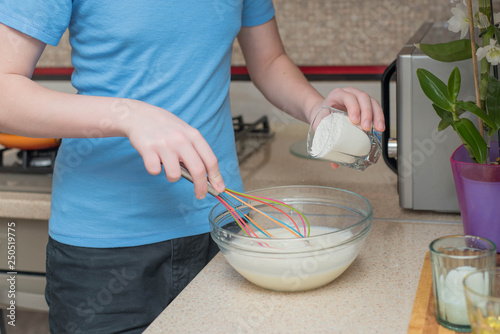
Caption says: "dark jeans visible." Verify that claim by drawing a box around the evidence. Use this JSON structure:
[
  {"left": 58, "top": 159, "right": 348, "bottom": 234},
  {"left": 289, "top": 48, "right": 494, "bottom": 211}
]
[{"left": 45, "top": 233, "right": 219, "bottom": 334}]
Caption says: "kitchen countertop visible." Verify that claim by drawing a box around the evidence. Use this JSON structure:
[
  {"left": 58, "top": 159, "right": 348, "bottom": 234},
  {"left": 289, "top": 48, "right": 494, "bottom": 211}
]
[
  {"left": 145, "top": 124, "right": 463, "bottom": 334},
  {"left": 0, "top": 191, "right": 51, "bottom": 220}
]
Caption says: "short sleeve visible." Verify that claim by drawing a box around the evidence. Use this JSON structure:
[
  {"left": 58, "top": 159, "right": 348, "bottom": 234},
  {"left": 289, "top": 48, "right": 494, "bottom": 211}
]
[
  {"left": 242, "top": 0, "right": 275, "bottom": 27},
  {"left": 0, "top": 0, "right": 72, "bottom": 46}
]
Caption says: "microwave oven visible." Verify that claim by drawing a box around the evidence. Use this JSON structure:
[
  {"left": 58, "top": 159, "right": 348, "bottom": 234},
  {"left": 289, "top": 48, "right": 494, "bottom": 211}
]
[{"left": 381, "top": 22, "right": 495, "bottom": 213}]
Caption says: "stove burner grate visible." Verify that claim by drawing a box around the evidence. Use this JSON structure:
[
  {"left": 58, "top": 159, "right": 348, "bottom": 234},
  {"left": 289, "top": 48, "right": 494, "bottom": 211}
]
[
  {"left": 0, "top": 147, "right": 57, "bottom": 174},
  {"left": 233, "top": 115, "right": 274, "bottom": 163}
]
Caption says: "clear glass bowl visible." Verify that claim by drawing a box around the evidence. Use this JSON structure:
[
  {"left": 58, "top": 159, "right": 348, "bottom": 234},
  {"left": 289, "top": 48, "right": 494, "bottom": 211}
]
[{"left": 209, "top": 186, "right": 373, "bottom": 292}]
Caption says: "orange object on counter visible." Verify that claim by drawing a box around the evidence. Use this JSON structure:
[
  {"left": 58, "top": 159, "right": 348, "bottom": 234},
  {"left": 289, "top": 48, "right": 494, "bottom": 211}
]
[{"left": 0, "top": 133, "right": 60, "bottom": 150}]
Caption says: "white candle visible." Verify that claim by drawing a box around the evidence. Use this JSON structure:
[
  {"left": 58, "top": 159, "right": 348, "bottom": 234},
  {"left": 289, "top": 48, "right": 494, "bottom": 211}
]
[{"left": 438, "top": 266, "right": 477, "bottom": 325}]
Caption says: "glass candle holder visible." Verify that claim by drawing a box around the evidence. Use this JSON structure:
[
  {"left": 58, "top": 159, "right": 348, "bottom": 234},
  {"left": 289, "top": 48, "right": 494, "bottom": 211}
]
[
  {"left": 306, "top": 106, "right": 381, "bottom": 171},
  {"left": 430, "top": 235, "right": 497, "bottom": 332}
]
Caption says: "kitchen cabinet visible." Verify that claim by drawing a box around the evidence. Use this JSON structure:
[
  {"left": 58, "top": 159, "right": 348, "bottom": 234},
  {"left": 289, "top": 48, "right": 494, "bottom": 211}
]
[{"left": 0, "top": 195, "right": 50, "bottom": 311}]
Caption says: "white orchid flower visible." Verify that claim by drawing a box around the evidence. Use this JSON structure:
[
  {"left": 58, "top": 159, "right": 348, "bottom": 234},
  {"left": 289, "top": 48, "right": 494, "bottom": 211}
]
[
  {"left": 448, "top": 3, "right": 470, "bottom": 39},
  {"left": 476, "top": 39, "right": 500, "bottom": 65}
]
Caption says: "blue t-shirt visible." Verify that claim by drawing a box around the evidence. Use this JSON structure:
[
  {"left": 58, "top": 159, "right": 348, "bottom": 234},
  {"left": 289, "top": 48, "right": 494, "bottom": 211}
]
[{"left": 0, "top": 1, "right": 275, "bottom": 247}]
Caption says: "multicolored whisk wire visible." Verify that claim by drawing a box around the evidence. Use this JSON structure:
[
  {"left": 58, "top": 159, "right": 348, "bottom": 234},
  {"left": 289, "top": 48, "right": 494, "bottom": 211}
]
[{"left": 180, "top": 165, "right": 310, "bottom": 238}]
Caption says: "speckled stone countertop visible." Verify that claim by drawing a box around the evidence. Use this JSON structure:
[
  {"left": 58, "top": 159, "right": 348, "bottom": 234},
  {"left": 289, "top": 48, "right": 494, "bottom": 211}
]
[
  {"left": 145, "top": 124, "right": 463, "bottom": 334},
  {"left": 0, "top": 191, "right": 51, "bottom": 220}
]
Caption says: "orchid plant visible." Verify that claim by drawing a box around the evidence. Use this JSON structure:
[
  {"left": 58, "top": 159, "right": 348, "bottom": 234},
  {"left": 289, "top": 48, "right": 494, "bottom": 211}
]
[{"left": 416, "top": 0, "right": 500, "bottom": 164}]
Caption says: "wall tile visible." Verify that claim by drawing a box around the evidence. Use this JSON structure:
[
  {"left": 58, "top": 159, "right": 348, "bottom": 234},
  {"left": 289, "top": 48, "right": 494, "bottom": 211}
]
[{"left": 36, "top": 0, "right": 481, "bottom": 68}]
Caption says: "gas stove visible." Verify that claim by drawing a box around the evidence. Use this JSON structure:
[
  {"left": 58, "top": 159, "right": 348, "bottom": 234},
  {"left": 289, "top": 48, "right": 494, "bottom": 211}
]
[
  {"left": 0, "top": 147, "right": 57, "bottom": 193},
  {"left": 0, "top": 147, "right": 57, "bottom": 173},
  {"left": 0, "top": 115, "right": 274, "bottom": 194}
]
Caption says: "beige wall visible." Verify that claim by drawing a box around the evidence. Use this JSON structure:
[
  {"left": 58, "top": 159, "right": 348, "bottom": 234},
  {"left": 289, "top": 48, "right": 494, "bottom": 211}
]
[{"left": 37, "top": 0, "right": 458, "bottom": 68}]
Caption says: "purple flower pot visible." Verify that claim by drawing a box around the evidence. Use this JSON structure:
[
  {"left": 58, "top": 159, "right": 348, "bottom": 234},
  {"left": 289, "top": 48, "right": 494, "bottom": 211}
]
[{"left": 450, "top": 142, "right": 500, "bottom": 250}]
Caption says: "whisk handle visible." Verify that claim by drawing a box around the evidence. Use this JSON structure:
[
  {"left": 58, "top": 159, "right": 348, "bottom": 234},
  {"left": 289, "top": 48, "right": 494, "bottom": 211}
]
[{"left": 179, "top": 164, "right": 220, "bottom": 197}]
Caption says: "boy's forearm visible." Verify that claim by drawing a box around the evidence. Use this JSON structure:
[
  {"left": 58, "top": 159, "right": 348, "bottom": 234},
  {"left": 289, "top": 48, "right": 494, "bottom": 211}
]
[{"left": 0, "top": 73, "right": 131, "bottom": 139}]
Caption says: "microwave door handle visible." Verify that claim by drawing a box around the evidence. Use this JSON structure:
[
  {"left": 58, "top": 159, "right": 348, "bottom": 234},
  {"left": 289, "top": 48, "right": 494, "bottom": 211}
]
[{"left": 381, "top": 59, "right": 398, "bottom": 174}]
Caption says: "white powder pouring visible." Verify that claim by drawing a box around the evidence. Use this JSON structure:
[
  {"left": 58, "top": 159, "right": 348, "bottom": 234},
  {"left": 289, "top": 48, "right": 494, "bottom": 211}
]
[{"left": 309, "top": 112, "right": 372, "bottom": 164}]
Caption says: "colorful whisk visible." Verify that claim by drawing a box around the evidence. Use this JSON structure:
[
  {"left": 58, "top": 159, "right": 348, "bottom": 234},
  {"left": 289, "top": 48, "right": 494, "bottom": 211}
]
[{"left": 180, "top": 165, "right": 310, "bottom": 238}]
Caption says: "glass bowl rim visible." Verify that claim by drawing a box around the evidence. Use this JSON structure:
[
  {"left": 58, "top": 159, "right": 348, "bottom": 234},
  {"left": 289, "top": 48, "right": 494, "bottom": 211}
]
[{"left": 209, "top": 185, "right": 373, "bottom": 247}]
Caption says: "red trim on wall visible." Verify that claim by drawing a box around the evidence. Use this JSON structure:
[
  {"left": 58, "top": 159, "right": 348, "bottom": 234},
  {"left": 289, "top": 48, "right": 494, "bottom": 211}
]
[
  {"left": 231, "top": 66, "right": 387, "bottom": 76},
  {"left": 33, "top": 67, "right": 74, "bottom": 76},
  {"left": 299, "top": 66, "right": 387, "bottom": 75},
  {"left": 33, "top": 66, "right": 388, "bottom": 77}
]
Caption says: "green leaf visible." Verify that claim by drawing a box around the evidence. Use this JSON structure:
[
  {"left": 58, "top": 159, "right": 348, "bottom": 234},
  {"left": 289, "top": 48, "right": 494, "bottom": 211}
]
[
  {"left": 455, "top": 100, "right": 497, "bottom": 130},
  {"left": 453, "top": 118, "right": 487, "bottom": 164},
  {"left": 447, "top": 67, "right": 461, "bottom": 103},
  {"left": 438, "top": 119, "right": 451, "bottom": 131},
  {"left": 416, "top": 68, "right": 453, "bottom": 112},
  {"left": 432, "top": 104, "right": 454, "bottom": 125},
  {"left": 416, "top": 40, "right": 474, "bottom": 62},
  {"left": 486, "top": 74, "right": 500, "bottom": 130}
]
